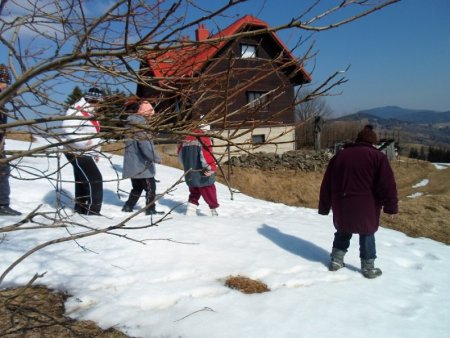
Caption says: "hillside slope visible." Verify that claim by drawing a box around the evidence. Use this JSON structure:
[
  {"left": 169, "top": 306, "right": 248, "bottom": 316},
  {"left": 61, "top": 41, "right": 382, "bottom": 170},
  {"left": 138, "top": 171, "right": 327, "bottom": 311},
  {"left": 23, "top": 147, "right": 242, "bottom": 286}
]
[
  {"left": 356, "top": 106, "right": 450, "bottom": 123},
  {"left": 332, "top": 107, "right": 450, "bottom": 149},
  {"left": 160, "top": 146, "right": 449, "bottom": 245},
  {"left": 215, "top": 159, "right": 450, "bottom": 245},
  {"left": 9, "top": 134, "right": 447, "bottom": 245}
]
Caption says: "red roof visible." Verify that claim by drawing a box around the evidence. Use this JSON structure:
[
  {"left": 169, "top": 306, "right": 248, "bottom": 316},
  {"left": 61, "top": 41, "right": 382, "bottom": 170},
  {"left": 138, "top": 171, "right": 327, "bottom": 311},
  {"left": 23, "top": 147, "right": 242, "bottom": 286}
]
[{"left": 146, "top": 15, "right": 311, "bottom": 83}]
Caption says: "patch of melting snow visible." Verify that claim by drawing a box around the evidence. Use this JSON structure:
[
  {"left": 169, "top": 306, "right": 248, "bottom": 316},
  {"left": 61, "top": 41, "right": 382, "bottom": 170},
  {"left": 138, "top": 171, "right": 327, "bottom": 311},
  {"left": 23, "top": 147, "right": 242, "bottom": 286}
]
[
  {"left": 412, "top": 179, "right": 429, "bottom": 188},
  {"left": 433, "top": 163, "right": 450, "bottom": 170},
  {"left": 407, "top": 192, "right": 423, "bottom": 199}
]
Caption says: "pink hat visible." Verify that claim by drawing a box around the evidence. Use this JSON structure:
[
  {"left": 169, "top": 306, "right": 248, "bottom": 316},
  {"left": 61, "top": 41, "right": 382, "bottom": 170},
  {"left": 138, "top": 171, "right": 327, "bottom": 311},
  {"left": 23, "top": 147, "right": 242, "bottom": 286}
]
[{"left": 138, "top": 100, "right": 155, "bottom": 116}]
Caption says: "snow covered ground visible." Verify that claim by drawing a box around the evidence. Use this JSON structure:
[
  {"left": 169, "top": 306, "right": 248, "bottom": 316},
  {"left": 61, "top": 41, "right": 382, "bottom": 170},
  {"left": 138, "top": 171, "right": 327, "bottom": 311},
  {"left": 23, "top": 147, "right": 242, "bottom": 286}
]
[{"left": 1, "top": 138, "right": 449, "bottom": 338}]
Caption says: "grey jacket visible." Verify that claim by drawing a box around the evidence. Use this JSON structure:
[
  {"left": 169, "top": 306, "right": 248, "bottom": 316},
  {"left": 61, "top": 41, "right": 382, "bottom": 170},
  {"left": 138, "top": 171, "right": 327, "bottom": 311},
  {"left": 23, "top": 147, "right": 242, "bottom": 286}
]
[
  {"left": 122, "top": 114, "right": 160, "bottom": 179},
  {"left": 177, "top": 133, "right": 216, "bottom": 188}
]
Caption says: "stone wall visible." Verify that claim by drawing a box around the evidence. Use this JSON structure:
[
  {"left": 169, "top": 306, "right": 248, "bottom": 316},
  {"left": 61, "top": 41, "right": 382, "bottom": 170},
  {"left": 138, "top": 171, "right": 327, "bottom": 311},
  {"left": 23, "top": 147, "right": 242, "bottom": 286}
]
[{"left": 224, "top": 150, "right": 333, "bottom": 172}]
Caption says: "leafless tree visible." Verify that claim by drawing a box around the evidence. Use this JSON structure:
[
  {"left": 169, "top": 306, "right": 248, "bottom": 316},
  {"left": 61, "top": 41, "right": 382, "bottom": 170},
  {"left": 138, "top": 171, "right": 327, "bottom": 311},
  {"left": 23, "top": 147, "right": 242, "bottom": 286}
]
[
  {"left": 0, "top": 0, "right": 401, "bottom": 285},
  {"left": 295, "top": 89, "right": 333, "bottom": 122},
  {"left": 294, "top": 88, "right": 333, "bottom": 149}
]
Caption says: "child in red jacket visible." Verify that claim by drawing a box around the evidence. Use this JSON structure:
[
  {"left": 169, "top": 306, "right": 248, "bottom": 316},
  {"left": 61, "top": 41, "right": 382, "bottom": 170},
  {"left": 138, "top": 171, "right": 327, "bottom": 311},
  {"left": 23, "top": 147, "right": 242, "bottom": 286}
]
[{"left": 178, "top": 123, "right": 219, "bottom": 216}]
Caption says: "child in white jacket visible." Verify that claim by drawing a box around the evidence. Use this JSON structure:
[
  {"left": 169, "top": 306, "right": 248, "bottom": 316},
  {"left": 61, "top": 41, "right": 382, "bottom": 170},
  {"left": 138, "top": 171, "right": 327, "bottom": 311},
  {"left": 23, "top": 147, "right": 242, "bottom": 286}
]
[{"left": 61, "top": 88, "right": 103, "bottom": 215}]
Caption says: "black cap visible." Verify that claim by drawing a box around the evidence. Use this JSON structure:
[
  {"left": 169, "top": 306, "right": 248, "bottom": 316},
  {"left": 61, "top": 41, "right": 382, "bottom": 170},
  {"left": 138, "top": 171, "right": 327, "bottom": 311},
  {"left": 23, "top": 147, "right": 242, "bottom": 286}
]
[{"left": 85, "top": 87, "right": 104, "bottom": 102}]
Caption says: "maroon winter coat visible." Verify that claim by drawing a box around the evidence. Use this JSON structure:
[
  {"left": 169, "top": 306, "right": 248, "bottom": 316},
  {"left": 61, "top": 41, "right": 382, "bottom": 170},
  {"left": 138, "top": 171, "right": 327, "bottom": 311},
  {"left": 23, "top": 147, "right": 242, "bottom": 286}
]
[{"left": 318, "top": 142, "right": 398, "bottom": 235}]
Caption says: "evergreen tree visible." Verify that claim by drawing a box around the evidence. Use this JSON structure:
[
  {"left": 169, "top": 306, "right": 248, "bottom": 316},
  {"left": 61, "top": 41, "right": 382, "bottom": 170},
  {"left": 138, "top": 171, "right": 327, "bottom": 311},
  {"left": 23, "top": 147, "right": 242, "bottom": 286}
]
[
  {"left": 419, "top": 146, "right": 426, "bottom": 160},
  {"left": 409, "top": 147, "right": 418, "bottom": 159},
  {"left": 426, "top": 146, "right": 450, "bottom": 163},
  {"left": 64, "top": 86, "right": 83, "bottom": 108},
  {"left": 427, "top": 147, "right": 435, "bottom": 162},
  {"left": 440, "top": 147, "right": 449, "bottom": 163}
]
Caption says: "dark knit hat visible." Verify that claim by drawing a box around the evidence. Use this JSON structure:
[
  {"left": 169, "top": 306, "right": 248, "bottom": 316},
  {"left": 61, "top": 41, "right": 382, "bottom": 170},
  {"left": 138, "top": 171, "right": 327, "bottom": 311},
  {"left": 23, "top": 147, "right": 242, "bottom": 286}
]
[
  {"left": 85, "top": 87, "right": 104, "bottom": 102},
  {"left": 356, "top": 124, "right": 378, "bottom": 144},
  {"left": 0, "top": 64, "right": 11, "bottom": 84}
]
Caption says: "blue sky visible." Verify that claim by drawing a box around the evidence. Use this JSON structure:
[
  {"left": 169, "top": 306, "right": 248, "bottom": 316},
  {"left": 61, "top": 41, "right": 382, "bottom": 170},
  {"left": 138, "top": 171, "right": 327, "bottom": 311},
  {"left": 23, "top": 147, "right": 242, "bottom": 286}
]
[
  {"left": 309, "top": 0, "right": 450, "bottom": 115},
  {"left": 2, "top": 1, "right": 449, "bottom": 117},
  {"left": 188, "top": 0, "right": 450, "bottom": 116}
]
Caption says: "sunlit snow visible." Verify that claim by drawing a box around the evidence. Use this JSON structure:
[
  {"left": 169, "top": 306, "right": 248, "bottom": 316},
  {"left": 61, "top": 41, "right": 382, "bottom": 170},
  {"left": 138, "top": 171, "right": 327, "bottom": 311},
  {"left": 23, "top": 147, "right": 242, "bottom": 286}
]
[{"left": 1, "top": 138, "right": 449, "bottom": 338}]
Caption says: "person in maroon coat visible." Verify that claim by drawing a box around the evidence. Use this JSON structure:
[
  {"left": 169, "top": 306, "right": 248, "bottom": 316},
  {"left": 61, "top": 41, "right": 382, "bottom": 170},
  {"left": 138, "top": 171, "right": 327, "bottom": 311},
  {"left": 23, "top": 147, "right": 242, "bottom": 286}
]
[{"left": 318, "top": 125, "right": 398, "bottom": 279}]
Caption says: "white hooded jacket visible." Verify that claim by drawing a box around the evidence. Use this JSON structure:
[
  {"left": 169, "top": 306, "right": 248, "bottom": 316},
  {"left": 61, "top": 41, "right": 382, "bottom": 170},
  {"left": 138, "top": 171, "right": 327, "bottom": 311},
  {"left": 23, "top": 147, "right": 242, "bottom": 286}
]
[{"left": 61, "top": 97, "right": 101, "bottom": 156}]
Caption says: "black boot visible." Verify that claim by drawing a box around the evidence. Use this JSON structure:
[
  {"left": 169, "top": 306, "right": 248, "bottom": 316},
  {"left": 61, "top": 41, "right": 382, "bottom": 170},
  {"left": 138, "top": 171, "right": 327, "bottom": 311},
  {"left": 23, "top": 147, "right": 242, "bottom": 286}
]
[
  {"left": 122, "top": 204, "right": 133, "bottom": 212},
  {"left": 145, "top": 193, "right": 163, "bottom": 215},
  {"left": 146, "top": 207, "right": 164, "bottom": 215},
  {"left": 0, "top": 205, "right": 22, "bottom": 216}
]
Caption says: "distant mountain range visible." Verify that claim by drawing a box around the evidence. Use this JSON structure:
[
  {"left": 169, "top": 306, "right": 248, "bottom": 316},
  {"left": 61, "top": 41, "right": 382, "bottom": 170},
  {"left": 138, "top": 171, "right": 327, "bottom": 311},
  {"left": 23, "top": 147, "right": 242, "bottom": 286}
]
[
  {"left": 332, "top": 106, "right": 450, "bottom": 149},
  {"left": 338, "top": 106, "right": 450, "bottom": 124}
]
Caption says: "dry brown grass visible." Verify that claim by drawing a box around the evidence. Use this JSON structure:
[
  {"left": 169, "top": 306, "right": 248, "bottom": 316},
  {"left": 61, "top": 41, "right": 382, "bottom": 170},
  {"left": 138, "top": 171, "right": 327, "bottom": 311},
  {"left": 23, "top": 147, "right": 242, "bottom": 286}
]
[
  {"left": 0, "top": 286, "right": 128, "bottom": 337},
  {"left": 225, "top": 275, "right": 270, "bottom": 294},
  {"left": 381, "top": 159, "right": 450, "bottom": 244},
  {"left": 220, "top": 166, "right": 324, "bottom": 208},
  {"left": 101, "top": 140, "right": 126, "bottom": 156},
  {"left": 7, "top": 136, "right": 447, "bottom": 244},
  {"left": 215, "top": 158, "right": 450, "bottom": 245},
  {"left": 159, "top": 146, "right": 449, "bottom": 244},
  {"left": 4, "top": 131, "right": 35, "bottom": 142}
]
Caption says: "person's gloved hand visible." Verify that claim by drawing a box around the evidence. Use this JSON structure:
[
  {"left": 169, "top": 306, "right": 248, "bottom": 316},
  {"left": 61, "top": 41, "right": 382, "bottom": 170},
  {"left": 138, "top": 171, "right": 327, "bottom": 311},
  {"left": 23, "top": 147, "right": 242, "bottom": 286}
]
[{"left": 202, "top": 168, "right": 212, "bottom": 177}]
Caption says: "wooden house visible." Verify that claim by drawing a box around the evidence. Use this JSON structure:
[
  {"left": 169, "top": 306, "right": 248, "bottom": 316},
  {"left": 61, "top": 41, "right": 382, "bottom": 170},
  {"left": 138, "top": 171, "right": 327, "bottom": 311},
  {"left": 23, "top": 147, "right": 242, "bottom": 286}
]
[{"left": 137, "top": 15, "right": 311, "bottom": 155}]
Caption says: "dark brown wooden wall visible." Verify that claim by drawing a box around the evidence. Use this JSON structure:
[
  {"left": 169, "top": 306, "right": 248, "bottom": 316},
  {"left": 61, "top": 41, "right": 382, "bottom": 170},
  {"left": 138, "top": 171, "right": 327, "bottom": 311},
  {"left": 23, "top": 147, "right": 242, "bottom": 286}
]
[
  {"left": 195, "top": 34, "right": 297, "bottom": 127},
  {"left": 137, "top": 33, "right": 303, "bottom": 128}
]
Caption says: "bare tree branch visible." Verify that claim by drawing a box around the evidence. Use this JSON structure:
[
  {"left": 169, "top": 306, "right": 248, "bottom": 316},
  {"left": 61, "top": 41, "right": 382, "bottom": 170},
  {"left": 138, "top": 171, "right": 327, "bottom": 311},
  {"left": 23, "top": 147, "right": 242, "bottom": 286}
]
[{"left": 0, "top": 0, "right": 400, "bottom": 286}]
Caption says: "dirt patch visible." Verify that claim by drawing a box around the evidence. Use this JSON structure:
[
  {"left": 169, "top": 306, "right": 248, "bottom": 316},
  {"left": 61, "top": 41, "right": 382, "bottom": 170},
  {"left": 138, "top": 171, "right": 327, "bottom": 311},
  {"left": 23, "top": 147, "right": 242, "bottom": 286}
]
[
  {"left": 225, "top": 275, "right": 270, "bottom": 294},
  {"left": 0, "top": 285, "right": 129, "bottom": 337}
]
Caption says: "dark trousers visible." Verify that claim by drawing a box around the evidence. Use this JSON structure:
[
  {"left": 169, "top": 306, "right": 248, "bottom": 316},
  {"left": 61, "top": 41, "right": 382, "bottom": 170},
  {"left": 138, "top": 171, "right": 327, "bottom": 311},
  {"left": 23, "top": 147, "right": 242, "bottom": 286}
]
[
  {"left": 65, "top": 153, "right": 103, "bottom": 215},
  {"left": 0, "top": 153, "right": 10, "bottom": 205},
  {"left": 188, "top": 184, "right": 219, "bottom": 209},
  {"left": 332, "top": 231, "right": 377, "bottom": 259},
  {"left": 125, "top": 177, "right": 157, "bottom": 211}
]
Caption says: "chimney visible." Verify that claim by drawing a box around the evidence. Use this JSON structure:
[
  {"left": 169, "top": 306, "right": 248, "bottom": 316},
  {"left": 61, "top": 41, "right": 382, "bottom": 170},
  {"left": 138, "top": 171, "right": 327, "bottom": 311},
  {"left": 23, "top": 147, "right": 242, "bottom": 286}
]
[
  {"left": 195, "top": 24, "right": 209, "bottom": 41},
  {"left": 177, "top": 35, "right": 191, "bottom": 46}
]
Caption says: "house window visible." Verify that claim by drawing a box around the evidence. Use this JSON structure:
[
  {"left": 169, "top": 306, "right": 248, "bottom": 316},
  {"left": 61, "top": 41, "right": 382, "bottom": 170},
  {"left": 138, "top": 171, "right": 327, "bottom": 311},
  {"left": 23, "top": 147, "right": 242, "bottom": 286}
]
[
  {"left": 241, "top": 44, "right": 256, "bottom": 58},
  {"left": 247, "top": 91, "right": 268, "bottom": 110},
  {"left": 252, "top": 134, "right": 265, "bottom": 144}
]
